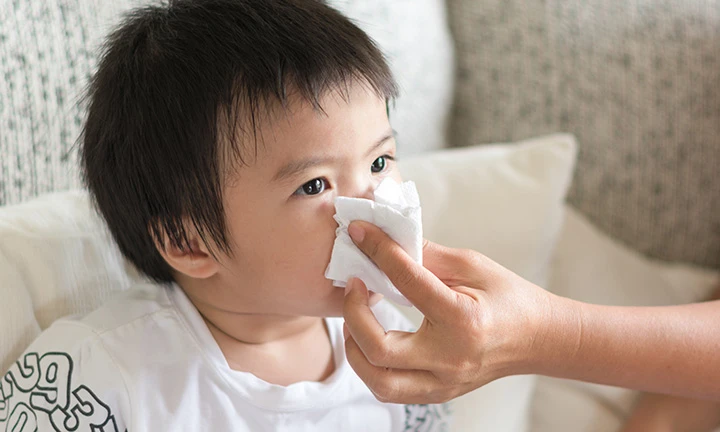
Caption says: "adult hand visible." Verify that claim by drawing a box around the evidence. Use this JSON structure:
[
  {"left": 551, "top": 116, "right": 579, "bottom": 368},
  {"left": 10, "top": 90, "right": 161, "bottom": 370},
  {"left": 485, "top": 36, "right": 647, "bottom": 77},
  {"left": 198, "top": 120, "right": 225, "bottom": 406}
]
[{"left": 342, "top": 221, "right": 557, "bottom": 404}]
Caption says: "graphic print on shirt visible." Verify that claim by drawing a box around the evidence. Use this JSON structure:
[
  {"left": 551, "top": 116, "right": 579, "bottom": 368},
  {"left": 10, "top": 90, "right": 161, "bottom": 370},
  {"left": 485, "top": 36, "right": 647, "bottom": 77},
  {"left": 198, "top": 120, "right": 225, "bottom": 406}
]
[
  {"left": 403, "top": 403, "right": 452, "bottom": 432},
  {"left": 0, "top": 352, "right": 124, "bottom": 432}
]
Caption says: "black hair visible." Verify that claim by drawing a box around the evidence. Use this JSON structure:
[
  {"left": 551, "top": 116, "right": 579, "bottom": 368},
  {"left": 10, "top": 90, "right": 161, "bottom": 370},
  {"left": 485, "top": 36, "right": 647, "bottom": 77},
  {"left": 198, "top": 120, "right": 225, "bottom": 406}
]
[{"left": 80, "top": 0, "right": 398, "bottom": 282}]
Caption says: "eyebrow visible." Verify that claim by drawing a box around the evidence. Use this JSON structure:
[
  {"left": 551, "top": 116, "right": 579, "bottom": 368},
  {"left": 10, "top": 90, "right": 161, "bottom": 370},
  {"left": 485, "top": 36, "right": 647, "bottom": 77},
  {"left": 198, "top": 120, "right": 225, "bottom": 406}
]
[{"left": 271, "top": 128, "right": 396, "bottom": 183}]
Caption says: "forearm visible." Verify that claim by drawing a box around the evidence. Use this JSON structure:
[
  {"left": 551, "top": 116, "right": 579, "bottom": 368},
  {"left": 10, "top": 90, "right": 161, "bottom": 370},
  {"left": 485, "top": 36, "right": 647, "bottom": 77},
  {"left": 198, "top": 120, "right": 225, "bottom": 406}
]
[{"left": 525, "top": 295, "right": 720, "bottom": 400}]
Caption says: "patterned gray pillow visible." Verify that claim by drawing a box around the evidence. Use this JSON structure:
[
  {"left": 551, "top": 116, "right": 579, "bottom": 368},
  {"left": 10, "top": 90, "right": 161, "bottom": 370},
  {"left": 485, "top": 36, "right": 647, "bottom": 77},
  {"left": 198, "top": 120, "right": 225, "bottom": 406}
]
[
  {"left": 0, "top": 0, "right": 454, "bottom": 205},
  {"left": 0, "top": 0, "right": 140, "bottom": 205},
  {"left": 448, "top": 0, "right": 720, "bottom": 268}
]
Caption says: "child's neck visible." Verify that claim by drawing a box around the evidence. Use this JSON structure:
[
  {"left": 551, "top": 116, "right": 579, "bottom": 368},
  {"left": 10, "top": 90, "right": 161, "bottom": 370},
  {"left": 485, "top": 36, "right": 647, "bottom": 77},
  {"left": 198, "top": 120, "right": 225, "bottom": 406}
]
[{"left": 186, "top": 291, "right": 336, "bottom": 386}]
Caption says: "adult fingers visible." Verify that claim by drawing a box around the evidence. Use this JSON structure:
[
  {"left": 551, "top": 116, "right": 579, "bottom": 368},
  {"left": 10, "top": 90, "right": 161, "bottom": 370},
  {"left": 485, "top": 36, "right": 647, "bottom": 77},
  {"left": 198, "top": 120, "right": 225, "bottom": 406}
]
[
  {"left": 347, "top": 221, "right": 458, "bottom": 318},
  {"left": 343, "top": 278, "right": 384, "bottom": 346},
  {"left": 344, "top": 335, "right": 457, "bottom": 405},
  {"left": 343, "top": 278, "right": 435, "bottom": 370}
]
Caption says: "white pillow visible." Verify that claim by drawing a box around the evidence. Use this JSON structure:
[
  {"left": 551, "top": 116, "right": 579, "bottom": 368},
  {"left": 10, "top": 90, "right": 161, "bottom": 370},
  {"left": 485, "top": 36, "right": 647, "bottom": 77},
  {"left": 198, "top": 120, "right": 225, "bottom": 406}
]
[
  {"left": 398, "top": 134, "right": 577, "bottom": 432},
  {"left": 530, "top": 206, "right": 720, "bottom": 432},
  {"left": 0, "top": 192, "right": 148, "bottom": 372},
  {"left": 401, "top": 133, "right": 577, "bottom": 286},
  {"left": 0, "top": 133, "right": 577, "bottom": 432},
  {"left": 329, "top": 0, "right": 456, "bottom": 156}
]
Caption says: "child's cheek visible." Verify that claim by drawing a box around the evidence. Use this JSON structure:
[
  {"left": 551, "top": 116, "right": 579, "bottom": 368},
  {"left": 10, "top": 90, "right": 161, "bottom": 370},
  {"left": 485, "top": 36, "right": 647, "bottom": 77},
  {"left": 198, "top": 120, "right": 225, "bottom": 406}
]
[{"left": 286, "top": 199, "right": 338, "bottom": 255}]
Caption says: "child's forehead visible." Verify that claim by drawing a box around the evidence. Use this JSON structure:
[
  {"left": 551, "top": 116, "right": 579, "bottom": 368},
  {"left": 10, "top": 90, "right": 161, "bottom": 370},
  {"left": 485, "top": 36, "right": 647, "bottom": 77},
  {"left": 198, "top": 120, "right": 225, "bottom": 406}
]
[{"left": 224, "top": 83, "right": 389, "bottom": 163}]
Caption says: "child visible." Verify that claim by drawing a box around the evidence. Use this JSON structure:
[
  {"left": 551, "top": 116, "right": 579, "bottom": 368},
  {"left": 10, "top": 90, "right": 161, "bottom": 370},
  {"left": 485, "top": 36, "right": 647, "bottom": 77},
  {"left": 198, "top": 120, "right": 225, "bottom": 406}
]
[
  {"left": 0, "top": 0, "right": 451, "bottom": 430},
  {"left": 621, "top": 284, "right": 720, "bottom": 432}
]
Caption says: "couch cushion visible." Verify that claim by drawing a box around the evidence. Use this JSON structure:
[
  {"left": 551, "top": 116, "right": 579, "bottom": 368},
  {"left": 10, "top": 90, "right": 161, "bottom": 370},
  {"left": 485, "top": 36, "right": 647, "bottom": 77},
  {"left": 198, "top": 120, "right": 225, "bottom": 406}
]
[
  {"left": 0, "top": 191, "right": 148, "bottom": 372},
  {"left": 447, "top": 0, "right": 720, "bottom": 268},
  {"left": 530, "top": 205, "right": 720, "bottom": 431}
]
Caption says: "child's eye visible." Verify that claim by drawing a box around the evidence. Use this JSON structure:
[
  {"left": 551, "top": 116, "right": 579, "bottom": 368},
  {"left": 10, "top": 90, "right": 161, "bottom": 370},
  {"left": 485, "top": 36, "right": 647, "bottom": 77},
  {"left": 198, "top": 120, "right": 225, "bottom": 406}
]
[
  {"left": 294, "top": 178, "right": 328, "bottom": 196},
  {"left": 371, "top": 155, "right": 394, "bottom": 173}
]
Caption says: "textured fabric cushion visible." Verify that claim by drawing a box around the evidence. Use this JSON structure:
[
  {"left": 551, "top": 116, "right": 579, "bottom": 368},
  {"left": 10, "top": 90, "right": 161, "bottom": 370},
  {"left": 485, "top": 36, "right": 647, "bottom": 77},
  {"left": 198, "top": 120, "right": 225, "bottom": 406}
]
[
  {"left": 447, "top": 0, "right": 720, "bottom": 268},
  {"left": 0, "top": 1, "right": 137, "bottom": 205},
  {"left": 0, "top": 134, "right": 577, "bottom": 431},
  {"left": 530, "top": 206, "right": 720, "bottom": 431},
  {"left": 0, "top": 0, "right": 454, "bottom": 206}
]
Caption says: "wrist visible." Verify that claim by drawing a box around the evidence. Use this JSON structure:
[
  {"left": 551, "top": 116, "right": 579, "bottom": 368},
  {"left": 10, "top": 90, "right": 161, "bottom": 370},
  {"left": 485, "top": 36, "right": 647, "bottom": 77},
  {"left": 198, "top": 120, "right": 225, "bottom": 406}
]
[
  {"left": 517, "top": 290, "right": 585, "bottom": 377},
  {"left": 485, "top": 284, "right": 580, "bottom": 379}
]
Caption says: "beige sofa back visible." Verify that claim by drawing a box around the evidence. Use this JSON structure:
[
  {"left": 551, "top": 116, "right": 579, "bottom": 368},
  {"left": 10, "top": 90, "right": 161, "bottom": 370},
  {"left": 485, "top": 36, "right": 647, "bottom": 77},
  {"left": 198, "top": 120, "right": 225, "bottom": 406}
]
[{"left": 448, "top": 0, "right": 720, "bottom": 268}]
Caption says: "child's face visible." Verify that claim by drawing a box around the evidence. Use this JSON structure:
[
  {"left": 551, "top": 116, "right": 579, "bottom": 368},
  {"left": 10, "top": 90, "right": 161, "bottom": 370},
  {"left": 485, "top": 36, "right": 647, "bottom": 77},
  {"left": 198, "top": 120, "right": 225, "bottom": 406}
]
[{"left": 199, "top": 84, "right": 399, "bottom": 318}]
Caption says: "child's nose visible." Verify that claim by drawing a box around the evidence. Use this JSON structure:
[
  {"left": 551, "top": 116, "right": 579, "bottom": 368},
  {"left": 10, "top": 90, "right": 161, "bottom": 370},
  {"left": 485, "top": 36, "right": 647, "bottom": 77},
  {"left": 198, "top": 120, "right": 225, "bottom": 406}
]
[
  {"left": 341, "top": 177, "right": 375, "bottom": 201},
  {"left": 349, "top": 184, "right": 374, "bottom": 201},
  {"left": 358, "top": 186, "right": 374, "bottom": 201}
]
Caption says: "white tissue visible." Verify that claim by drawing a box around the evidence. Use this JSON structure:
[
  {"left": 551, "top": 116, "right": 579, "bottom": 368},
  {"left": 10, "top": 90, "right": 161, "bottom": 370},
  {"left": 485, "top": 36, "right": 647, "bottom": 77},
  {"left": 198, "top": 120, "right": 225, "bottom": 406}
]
[{"left": 325, "top": 178, "right": 423, "bottom": 307}]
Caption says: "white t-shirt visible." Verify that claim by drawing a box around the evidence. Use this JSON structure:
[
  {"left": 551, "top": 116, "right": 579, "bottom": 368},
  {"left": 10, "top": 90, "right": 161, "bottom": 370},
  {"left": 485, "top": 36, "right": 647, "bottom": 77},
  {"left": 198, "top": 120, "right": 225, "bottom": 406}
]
[{"left": 0, "top": 284, "right": 451, "bottom": 431}]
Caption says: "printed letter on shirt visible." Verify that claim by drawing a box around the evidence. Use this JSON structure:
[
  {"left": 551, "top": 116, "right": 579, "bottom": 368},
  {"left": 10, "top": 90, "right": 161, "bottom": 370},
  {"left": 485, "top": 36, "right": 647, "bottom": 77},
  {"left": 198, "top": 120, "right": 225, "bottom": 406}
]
[{"left": 0, "top": 352, "right": 125, "bottom": 432}]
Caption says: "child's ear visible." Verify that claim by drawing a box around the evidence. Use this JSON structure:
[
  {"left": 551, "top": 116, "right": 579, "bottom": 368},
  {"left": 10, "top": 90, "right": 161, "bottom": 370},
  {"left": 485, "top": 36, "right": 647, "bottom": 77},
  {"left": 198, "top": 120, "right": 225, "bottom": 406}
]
[{"left": 153, "top": 226, "right": 220, "bottom": 280}]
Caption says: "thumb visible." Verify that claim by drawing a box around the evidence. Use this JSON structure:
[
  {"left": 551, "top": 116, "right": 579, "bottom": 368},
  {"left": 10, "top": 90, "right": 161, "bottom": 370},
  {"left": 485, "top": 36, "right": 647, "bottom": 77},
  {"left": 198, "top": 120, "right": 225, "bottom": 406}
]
[{"left": 347, "top": 220, "right": 457, "bottom": 317}]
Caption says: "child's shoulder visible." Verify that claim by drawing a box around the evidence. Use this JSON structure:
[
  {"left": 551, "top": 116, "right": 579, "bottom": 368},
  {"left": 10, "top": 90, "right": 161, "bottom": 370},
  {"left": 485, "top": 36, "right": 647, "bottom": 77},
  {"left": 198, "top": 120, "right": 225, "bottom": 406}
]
[
  {"left": 30, "top": 283, "right": 178, "bottom": 355},
  {"left": 78, "top": 283, "right": 175, "bottom": 333}
]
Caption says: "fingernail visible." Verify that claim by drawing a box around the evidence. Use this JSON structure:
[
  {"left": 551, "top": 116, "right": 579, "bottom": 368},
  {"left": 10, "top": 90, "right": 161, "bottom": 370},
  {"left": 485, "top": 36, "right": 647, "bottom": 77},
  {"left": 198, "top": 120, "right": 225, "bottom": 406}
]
[
  {"left": 369, "top": 292, "right": 384, "bottom": 307},
  {"left": 345, "top": 278, "right": 355, "bottom": 296},
  {"left": 348, "top": 222, "right": 365, "bottom": 243}
]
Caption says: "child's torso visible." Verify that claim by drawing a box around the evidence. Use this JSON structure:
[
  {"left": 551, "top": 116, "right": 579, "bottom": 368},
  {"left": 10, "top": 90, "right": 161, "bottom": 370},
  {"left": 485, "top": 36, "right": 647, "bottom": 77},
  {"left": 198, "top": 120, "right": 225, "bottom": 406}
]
[{"left": 1, "top": 284, "right": 451, "bottom": 431}]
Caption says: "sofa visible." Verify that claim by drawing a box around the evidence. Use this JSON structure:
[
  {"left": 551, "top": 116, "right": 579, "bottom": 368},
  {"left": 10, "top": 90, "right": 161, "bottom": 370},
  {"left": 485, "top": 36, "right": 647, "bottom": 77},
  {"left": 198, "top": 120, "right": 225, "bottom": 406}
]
[{"left": 1, "top": 0, "right": 718, "bottom": 430}]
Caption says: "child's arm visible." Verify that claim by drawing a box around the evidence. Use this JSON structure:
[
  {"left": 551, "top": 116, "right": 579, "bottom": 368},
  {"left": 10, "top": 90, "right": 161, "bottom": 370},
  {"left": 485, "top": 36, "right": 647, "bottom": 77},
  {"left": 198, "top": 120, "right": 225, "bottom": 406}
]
[{"left": 621, "top": 393, "right": 720, "bottom": 432}]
